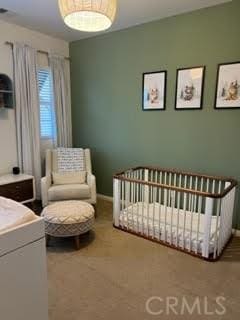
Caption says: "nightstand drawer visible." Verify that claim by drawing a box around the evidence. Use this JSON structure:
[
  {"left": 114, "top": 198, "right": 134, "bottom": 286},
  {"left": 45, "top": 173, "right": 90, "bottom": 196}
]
[{"left": 0, "top": 179, "right": 34, "bottom": 202}]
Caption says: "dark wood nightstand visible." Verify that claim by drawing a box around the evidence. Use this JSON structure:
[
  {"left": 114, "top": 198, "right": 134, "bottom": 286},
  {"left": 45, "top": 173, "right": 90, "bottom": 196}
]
[{"left": 0, "top": 174, "right": 35, "bottom": 203}]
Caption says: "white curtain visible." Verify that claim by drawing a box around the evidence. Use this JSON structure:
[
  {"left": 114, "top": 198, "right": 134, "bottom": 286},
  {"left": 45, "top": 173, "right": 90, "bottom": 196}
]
[
  {"left": 49, "top": 55, "right": 72, "bottom": 148},
  {"left": 13, "top": 43, "right": 42, "bottom": 198}
]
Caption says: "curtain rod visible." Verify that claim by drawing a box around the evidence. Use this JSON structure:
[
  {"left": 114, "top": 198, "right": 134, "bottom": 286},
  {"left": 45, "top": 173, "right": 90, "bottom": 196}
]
[{"left": 5, "top": 41, "right": 70, "bottom": 61}]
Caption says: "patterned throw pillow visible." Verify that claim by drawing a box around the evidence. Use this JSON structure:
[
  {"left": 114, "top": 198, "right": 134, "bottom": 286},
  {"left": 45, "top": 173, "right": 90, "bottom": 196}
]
[{"left": 57, "top": 148, "right": 86, "bottom": 172}]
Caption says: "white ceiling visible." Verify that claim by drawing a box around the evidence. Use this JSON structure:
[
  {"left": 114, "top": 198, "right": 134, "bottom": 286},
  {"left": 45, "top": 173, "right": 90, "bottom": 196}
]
[{"left": 0, "top": 0, "right": 231, "bottom": 42}]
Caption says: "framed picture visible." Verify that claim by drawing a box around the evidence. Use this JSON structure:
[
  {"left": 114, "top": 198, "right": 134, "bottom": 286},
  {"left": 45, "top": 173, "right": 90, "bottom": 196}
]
[
  {"left": 142, "top": 71, "right": 167, "bottom": 111},
  {"left": 175, "top": 66, "right": 205, "bottom": 110},
  {"left": 215, "top": 62, "right": 240, "bottom": 109}
]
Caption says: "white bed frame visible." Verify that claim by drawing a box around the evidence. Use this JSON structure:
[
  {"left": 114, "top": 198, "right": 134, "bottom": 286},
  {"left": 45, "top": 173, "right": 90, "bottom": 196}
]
[
  {"left": 0, "top": 217, "right": 48, "bottom": 320},
  {"left": 113, "top": 167, "right": 237, "bottom": 261}
]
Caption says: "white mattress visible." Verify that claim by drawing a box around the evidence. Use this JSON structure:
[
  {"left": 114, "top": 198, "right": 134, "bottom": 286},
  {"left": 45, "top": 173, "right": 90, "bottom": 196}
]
[
  {"left": 0, "top": 197, "right": 37, "bottom": 233},
  {"left": 119, "top": 202, "right": 219, "bottom": 254}
]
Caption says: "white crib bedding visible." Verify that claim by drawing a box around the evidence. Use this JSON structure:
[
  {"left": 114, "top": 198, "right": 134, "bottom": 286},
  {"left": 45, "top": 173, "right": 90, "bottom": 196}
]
[
  {"left": 119, "top": 202, "right": 219, "bottom": 254},
  {"left": 0, "top": 197, "right": 37, "bottom": 233}
]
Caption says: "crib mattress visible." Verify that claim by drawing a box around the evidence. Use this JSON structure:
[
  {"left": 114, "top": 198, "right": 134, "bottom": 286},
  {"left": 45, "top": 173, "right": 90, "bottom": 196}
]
[
  {"left": 119, "top": 202, "right": 219, "bottom": 254},
  {"left": 0, "top": 197, "right": 37, "bottom": 233}
]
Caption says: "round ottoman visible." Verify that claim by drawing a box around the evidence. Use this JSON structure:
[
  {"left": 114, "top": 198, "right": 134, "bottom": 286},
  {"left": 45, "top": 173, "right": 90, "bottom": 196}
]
[{"left": 41, "top": 201, "right": 95, "bottom": 250}]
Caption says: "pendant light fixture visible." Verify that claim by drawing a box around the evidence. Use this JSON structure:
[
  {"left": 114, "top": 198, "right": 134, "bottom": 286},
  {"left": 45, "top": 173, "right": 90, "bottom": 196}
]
[{"left": 58, "top": 0, "right": 117, "bottom": 32}]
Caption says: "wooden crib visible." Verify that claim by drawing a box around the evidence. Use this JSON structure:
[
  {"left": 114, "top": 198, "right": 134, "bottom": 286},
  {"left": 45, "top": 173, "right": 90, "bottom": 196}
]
[{"left": 113, "top": 166, "right": 237, "bottom": 261}]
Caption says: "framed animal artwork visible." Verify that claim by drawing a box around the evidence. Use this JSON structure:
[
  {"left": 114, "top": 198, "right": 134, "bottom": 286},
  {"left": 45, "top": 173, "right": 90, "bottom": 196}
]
[
  {"left": 215, "top": 62, "right": 240, "bottom": 109},
  {"left": 142, "top": 71, "right": 167, "bottom": 111},
  {"left": 175, "top": 66, "right": 205, "bottom": 110}
]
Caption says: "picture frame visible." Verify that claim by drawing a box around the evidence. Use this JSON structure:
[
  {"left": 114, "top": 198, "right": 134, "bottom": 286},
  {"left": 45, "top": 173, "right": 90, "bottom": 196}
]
[
  {"left": 142, "top": 71, "right": 167, "bottom": 111},
  {"left": 175, "top": 66, "right": 205, "bottom": 110},
  {"left": 214, "top": 62, "right": 240, "bottom": 110}
]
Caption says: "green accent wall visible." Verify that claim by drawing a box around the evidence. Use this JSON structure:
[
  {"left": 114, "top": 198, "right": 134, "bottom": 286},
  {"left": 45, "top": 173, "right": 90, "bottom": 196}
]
[{"left": 70, "top": 0, "right": 240, "bottom": 228}]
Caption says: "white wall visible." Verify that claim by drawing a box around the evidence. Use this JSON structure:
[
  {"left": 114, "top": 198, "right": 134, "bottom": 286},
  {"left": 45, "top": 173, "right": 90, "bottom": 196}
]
[{"left": 0, "top": 19, "right": 69, "bottom": 175}]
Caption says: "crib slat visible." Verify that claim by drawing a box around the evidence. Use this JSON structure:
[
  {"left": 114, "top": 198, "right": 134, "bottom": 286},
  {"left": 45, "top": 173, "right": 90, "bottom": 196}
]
[
  {"left": 190, "top": 178, "right": 198, "bottom": 252},
  {"left": 144, "top": 170, "right": 150, "bottom": 237},
  {"left": 195, "top": 178, "right": 204, "bottom": 254},
  {"left": 202, "top": 197, "right": 214, "bottom": 258},
  {"left": 213, "top": 198, "right": 221, "bottom": 259},
  {"left": 153, "top": 186, "right": 157, "bottom": 239},
  {"left": 133, "top": 170, "right": 139, "bottom": 232},
  {"left": 149, "top": 170, "right": 152, "bottom": 202},
  {"left": 195, "top": 196, "right": 202, "bottom": 254},
  {"left": 189, "top": 194, "right": 195, "bottom": 252},
  {"left": 179, "top": 174, "right": 182, "bottom": 188},
  {"left": 164, "top": 173, "right": 168, "bottom": 242},
  {"left": 168, "top": 173, "right": 172, "bottom": 207},
  {"left": 182, "top": 175, "right": 187, "bottom": 249},
  {"left": 155, "top": 170, "right": 158, "bottom": 184},
  {"left": 113, "top": 178, "right": 121, "bottom": 227},
  {"left": 174, "top": 173, "right": 177, "bottom": 188},
  {"left": 131, "top": 171, "right": 134, "bottom": 205},
  {"left": 188, "top": 176, "right": 193, "bottom": 210},
  {"left": 141, "top": 178, "right": 144, "bottom": 234},
  {"left": 125, "top": 175, "right": 130, "bottom": 230},
  {"left": 122, "top": 180, "right": 125, "bottom": 228},
  {"left": 213, "top": 181, "right": 222, "bottom": 258},
  {"left": 131, "top": 173, "right": 135, "bottom": 231},
  {"left": 170, "top": 189, "right": 174, "bottom": 245},
  {"left": 212, "top": 179, "right": 216, "bottom": 195},
  {"left": 146, "top": 186, "right": 151, "bottom": 237},
  {"left": 144, "top": 169, "right": 149, "bottom": 204},
  {"left": 206, "top": 178, "right": 210, "bottom": 193},
  {"left": 158, "top": 182, "right": 162, "bottom": 241},
  {"left": 175, "top": 175, "right": 182, "bottom": 247},
  {"left": 169, "top": 174, "right": 177, "bottom": 245},
  {"left": 194, "top": 178, "right": 198, "bottom": 211}
]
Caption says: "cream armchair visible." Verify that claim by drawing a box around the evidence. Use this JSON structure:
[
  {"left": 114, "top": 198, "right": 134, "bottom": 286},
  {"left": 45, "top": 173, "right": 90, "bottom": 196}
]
[{"left": 41, "top": 149, "right": 96, "bottom": 208}]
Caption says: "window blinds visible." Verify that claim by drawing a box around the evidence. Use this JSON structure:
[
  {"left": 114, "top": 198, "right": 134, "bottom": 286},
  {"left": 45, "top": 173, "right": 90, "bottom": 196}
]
[{"left": 37, "top": 69, "right": 56, "bottom": 139}]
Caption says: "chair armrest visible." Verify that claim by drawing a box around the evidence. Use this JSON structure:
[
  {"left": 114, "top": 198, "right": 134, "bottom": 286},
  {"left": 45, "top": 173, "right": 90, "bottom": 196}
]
[
  {"left": 41, "top": 175, "right": 52, "bottom": 207},
  {"left": 87, "top": 173, "right": 97, "bottom": 204}
]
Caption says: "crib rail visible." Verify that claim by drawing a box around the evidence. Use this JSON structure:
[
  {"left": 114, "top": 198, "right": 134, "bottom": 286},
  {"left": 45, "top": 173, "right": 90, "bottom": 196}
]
[
  {"left": 114, "top": 166, "right": 237, "bottom": 198},
  {"left": 113, "top": 166, "right": 237, "bottom": 261}
]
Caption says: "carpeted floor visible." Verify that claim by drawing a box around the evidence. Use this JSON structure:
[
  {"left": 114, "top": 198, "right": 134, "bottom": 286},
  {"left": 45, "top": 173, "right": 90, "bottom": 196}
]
[{"left": 47, "top": 199, "right": 240, "bottom": 320}]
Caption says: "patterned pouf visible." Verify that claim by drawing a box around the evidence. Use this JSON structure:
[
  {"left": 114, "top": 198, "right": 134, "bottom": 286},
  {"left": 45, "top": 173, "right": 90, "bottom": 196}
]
[{"left": 41, "top": 201, "right": 95, "bottom": 249}]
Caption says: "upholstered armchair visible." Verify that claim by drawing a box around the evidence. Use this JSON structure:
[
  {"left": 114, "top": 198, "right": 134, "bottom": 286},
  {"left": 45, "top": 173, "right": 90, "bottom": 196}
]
[{"left": 41, "top": 148, "right": 96, "bottom": 208}]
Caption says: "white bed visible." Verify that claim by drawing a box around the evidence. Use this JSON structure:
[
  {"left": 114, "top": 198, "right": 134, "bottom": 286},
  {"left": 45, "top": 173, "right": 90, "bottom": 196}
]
[
  {"left": 0, "top": 197, "right": 48, "bottom": 320},
  {"left": 0, "top": 196, "right": 37, "bottom": 232},
  {"left": 119, "top": 202, "right": 219, "bottom": 254}
]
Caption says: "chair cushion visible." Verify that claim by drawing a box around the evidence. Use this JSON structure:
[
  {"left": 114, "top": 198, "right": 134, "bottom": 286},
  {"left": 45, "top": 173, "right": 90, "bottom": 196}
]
[
  {"left": 48, "top": 184, "right": 91, "bottom": 202},
  {"left": 52, "top": 171, "right": 86, "bottom": 185}
]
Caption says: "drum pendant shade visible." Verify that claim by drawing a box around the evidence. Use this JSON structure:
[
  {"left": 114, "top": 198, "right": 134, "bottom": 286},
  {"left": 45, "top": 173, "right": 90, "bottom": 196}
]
[{"left": 58, "top": 0, "right": 117, "bottom": 32}]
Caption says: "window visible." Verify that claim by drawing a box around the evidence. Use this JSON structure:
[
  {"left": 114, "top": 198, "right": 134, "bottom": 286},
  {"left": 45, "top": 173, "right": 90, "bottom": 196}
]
[{"left": 37, "top": 69, "right": 56, "bottom": 140}]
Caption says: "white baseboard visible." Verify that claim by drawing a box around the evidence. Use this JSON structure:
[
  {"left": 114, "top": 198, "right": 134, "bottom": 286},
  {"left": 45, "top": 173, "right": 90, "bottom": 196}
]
[
  {"left": 233, "top": 229, "right": 240, "bottom": 237},
  {"left": 97, "top": 193, "right": 113, "bottom": 202}
]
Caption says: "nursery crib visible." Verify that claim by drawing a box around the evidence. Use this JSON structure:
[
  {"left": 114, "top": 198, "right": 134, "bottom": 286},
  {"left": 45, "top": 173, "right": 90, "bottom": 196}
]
[{"left": 113, "top": 166, "right": 237, "bottom": 261}]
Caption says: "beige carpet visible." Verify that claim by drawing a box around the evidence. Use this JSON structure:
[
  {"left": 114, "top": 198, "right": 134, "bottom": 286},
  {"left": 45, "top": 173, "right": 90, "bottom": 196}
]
[{"left": 47, "top": 199, "right": 240, "bottom": 320}]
